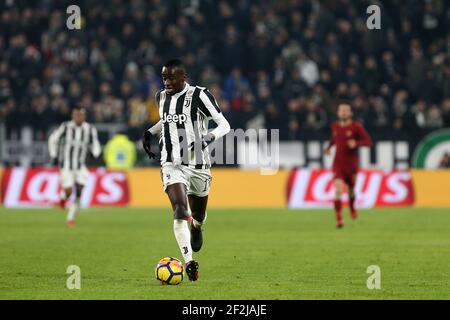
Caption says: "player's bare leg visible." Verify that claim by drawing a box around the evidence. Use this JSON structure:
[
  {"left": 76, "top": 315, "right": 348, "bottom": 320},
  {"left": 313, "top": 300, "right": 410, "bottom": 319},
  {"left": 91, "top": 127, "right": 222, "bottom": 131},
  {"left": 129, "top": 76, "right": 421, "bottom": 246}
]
[
  {"left": 166, "top": 183, "right": 198, "bottom": 281},
  {"left": 59, "top": 187, "right": 71, "bottom": 209},
  {"left": 188, "top": 195, "right": 208, "bottom": 252},
  {"left": 66, "top": 183, "right": 83, "bottom": 228},
  {"left": 348, "top": 185, "right": 357, "bottom": 220},
  {"left": 333, "top": 179, "right": 344, "bottom": 228}
]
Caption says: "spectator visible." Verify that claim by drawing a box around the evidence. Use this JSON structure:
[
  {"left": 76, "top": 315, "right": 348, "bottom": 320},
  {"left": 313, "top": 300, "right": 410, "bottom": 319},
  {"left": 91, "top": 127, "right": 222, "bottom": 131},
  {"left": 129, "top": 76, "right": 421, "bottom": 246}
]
[
  {"left": 223, "top": 68, "right": 250, "bottom": 111},
  {"left": 0, "top": 0, "right": 448, "bottom": 140},
  {"left": 426, "top": 105, "right": 443, "bottom": 128},
  {"left": 406, "top": 42, "right": 430, "bottom": 99},
  {"left": 412, "top": 100, "right": 427, "bottom": 128},
  {"left": 442, "top": 98, "right": 450, "bottom": 127},
  {"left": 368, "top": 97, "right": 391, "bottom": 129},
  {"left": 439, "top": 152, "right": 450, "bottom": 168},
  {"left": 296, "top": 51, "right": 319, "bottom": 88}
]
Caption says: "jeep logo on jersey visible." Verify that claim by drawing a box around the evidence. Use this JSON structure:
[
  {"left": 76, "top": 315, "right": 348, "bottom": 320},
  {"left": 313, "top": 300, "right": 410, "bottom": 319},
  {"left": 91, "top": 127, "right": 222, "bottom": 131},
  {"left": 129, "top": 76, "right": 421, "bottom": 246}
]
[{"left": 162, "top": 113, "right": 187, "bottom": 124}]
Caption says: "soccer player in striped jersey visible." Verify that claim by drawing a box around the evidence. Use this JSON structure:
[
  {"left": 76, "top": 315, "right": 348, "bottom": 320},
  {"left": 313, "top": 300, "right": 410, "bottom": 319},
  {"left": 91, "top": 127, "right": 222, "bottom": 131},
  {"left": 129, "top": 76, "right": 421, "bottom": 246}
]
[
  {"left": 142, "top": 59, "right": 230, "bottom": 281},
  {"left": 48, "top": 107, "right": 101, "bottom": 227}
]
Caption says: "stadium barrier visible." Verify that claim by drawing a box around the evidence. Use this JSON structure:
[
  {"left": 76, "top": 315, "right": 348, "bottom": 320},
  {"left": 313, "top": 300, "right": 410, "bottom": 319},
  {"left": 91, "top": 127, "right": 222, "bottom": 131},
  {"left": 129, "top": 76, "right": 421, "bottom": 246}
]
[
  {"left": 410, "top": 170, "right": 450, "bottom": 208},
  {"left": 128, "top": 168, "right": 289, "bottom": 208},
  {"left": 0, "top": 167, "right": 449, "bottom": 208}
]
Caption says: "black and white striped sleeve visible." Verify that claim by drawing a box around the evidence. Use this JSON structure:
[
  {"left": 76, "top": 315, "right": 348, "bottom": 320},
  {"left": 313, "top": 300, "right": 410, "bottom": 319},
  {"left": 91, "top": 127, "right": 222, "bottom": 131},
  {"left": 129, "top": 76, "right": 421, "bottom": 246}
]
[
  {"left": 48, "top": 123, "right": 66, "bottom": 159},
  {"left": 198, "top": 88, "right": 231, "bottom": 140}
]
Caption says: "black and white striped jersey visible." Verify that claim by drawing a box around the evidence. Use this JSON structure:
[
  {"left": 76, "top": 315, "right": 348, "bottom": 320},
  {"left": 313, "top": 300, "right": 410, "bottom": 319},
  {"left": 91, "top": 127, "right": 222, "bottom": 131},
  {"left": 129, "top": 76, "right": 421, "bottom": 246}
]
[
  {"left": 48, "top": 121, "right": 101, "bottom": 170},
  {"left": 149, "top": 83, "right": 230, "bottom": 169}
]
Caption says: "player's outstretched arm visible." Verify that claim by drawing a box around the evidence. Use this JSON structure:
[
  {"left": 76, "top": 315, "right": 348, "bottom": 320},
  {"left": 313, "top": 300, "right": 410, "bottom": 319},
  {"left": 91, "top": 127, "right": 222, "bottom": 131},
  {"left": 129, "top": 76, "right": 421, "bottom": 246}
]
[
  {"left": 48, "top": 123, "right": 66, "bottom": 164},
  {"left": 148, "top": 120, "right": 162, "bottom": 136},
  {"left": 142, "top": 131, "right": 155, "bottom": 159},
  {"left": 142, "top": 120, "right": 163, "bottom": 159},
  {"left": 356, "top": 124, "right": 373, "bottom": 147},
  {"left": 198, "top": 88, "right": 231, "bottom": 142},
  {"left": 142, "top": 128, "right": 157, "bottom": 159},
  {"left": 90, "top": 126, "right": 102, "bottom": 158},
  {"left": 325, "top": 125, "right": 335, "bottom": 155},
  {"left": 148, "top": 89, "right": 163, "bottom": 137},
  {"left": 208, "top": 113, "right": 230, "bottom": 142}
]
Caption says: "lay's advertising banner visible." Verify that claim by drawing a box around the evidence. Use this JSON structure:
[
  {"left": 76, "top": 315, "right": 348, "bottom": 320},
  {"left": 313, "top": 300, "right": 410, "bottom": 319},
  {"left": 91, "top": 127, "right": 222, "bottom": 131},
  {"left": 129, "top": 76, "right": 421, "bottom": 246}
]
[
  {"left": 287, "top": 169, "right": 415, "bottom": 209},
  {"left": 1, "top": 167, "right": 129, "bottom": 208},
  {"left": 1, "top": 167, "right": 449, "bottom": 208}
]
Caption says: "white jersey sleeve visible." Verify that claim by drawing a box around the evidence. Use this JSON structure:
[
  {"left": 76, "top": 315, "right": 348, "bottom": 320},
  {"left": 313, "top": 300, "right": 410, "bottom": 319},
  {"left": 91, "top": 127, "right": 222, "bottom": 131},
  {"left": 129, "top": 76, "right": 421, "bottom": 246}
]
[
  {"left": 148, "top": 120, "right": 163, "bottom": 136},
  {"left": 48, "top": 123, "right": 66, "bottom": 159},
  {"left": 198, "top": 89, "right": 231, "bottom": 140},
  {"left": 90, "top": 126, "right": 101, "bottom": 158}
]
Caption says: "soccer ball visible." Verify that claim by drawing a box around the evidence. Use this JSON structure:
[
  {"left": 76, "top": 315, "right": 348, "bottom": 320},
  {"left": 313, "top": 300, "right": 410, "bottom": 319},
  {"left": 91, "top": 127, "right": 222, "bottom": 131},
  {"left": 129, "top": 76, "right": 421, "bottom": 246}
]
[{"left": 155, "top": 257, "right": 184, "bottom": 285}]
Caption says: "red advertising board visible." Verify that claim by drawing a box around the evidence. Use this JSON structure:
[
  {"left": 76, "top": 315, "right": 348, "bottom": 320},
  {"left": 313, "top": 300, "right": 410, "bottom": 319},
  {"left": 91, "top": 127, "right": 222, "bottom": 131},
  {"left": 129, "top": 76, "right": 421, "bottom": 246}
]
[
  {"left": 287, "top": 169, "right": 414, "bottom": 208},
  {"left": 1, "top": 167, "right": 129, "bottom": 208}
]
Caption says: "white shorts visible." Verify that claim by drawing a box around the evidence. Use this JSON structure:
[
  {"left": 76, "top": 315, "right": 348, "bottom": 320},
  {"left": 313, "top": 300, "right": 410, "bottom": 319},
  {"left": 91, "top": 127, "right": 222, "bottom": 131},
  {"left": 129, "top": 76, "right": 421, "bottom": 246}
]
[
  {"left": 60, "top": 167, "right": 89, "bottom": 189},
  {"left": 161, "top": 163, "right": 212, "bottom": 197}
]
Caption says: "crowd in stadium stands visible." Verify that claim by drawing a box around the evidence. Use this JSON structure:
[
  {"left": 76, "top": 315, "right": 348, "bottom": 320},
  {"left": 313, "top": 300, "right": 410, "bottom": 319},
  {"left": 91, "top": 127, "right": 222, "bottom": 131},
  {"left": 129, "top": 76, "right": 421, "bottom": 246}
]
[{"left": 0, "top": 0, "right": 450, "bottom": 141}]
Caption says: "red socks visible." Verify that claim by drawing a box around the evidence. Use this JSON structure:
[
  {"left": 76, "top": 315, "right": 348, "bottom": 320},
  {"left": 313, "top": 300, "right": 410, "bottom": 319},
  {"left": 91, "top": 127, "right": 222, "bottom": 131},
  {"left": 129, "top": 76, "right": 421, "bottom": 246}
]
[
  {"left": 349, "top": 197, "right": 355, "bottom": 212},
  {"left": 349, "top": 197, "right": 358, "bottom": 219},
  {"left": 334, "top": 199, "right": 343, "bottom": 225},
  {"left": 335, "top": 197, "right": 357, "bottom": 226}
]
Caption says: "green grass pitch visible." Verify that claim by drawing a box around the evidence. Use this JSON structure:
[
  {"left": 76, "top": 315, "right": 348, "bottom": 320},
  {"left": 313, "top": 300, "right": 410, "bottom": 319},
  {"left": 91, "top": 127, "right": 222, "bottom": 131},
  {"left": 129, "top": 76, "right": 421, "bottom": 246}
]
[{"left": 0, "top": 207, "right": 449, "bottom": 300}]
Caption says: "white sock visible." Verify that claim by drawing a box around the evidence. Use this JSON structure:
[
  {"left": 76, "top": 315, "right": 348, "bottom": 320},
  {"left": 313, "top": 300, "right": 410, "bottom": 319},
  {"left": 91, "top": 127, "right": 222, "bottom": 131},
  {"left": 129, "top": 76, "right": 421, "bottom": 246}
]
[
  {"left": 192, "top": 212, "right": 207, "bottom": 229},
  {"left": 173, "top": 219, "right": 193, "bottom": 263},
  {"left": 67, "top": 202, "right": 78, "bottom": 222}
]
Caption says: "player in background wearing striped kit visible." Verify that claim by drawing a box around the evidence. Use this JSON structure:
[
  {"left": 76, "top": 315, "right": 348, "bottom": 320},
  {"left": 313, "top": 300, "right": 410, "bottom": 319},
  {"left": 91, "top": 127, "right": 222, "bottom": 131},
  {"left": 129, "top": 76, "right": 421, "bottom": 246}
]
[{"left": 48, "top": 107, "right": 101, "bottom": 228}]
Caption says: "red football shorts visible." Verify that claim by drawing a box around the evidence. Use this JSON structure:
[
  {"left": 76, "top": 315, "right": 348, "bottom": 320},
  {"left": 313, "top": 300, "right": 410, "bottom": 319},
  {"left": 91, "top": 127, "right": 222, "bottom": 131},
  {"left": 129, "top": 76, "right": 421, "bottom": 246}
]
[{"left": 333, "top": 166, "right": 357, "bottom": 187}]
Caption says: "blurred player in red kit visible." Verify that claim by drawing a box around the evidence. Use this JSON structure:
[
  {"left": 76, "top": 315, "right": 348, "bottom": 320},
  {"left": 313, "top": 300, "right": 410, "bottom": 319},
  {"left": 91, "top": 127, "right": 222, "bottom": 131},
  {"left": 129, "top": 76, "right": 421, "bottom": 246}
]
[{"left": 325, "top": 104, "right": 373, "bottom": 228}]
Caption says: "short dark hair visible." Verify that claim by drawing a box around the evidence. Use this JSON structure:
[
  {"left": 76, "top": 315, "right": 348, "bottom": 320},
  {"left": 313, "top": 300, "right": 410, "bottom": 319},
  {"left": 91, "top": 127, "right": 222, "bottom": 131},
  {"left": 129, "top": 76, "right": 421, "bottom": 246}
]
[
  {"left": 73, "top": 106, "right": 86, "bottom": 112},
  {"left": 337, "top": 101, "right": 352, "bottom": 108},
  {"left": 164, "top": 59, "right": 185, "bottom": 71}
]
